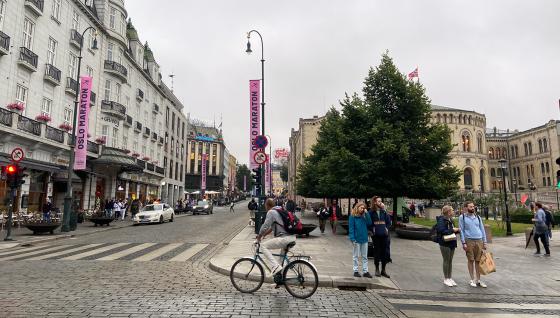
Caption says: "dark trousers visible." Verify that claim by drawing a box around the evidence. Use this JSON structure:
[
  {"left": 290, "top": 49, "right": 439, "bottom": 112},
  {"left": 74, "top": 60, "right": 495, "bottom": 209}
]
[
  {"left": 372, "top": 235, "right": 389, "bottom": 265},
  {"left": 534, "top": 233, "right": 550, "bottom": 254},
  {"left": 319, "top": 219, "right": 326, "bottom": 233}
]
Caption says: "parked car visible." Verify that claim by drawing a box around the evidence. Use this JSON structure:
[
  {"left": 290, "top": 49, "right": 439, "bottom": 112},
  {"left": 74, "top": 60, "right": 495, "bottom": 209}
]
[
  {"left": 133, "top": 204, "right": 175, "bottom": 225},
  {"left": 192, "top": 200, "right": 213, "bottom": 215}
]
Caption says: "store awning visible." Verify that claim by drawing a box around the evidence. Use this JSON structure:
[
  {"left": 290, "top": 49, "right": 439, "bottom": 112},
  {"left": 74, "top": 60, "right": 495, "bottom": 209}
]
[
  {"left": 93, "top": 147, "right": 144, "bottom": 173},
  {"left": 0, "top": 154, "right": 64, "bottom": 173},
  {"left": 51, "top": 171, "right": 82, "bottom": 182}
]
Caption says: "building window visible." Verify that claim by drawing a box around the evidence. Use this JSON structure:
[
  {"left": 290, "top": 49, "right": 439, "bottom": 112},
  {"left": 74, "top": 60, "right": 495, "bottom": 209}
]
[
  {"left": 495, "top": 148, "right": 501, "bottom": 159},
  {"left": 133, "top": 141, "right": 138, "bottom": 151},
  {"left": 488, "top": 148, "right": 494, "bottom": 159},
  {"left": 169, "top": 160, "right": 173, "bottom": 179},
  {"left": 464, "top": 168, "right": 473, "bottom": 189},
  {"left": 15, "top": 84, "right": 28, "bottom": 114},
  {"left": 52, "top": 0, "right": 61, "bottom": 21},
  {"left": 109, "top": 7, "right": 116, "bottom": 30},
  {"left": 142, "top": 145, "right": 146, "bottom": 157},
  {"left": 112, "top": 127, "right": 118, "bottom": 148},
  {"left": 101, "top": 125, "right": 109, "bottom": 143},
  {"left": 88, "top": 28, "right": 96, "bottom": 50},
  {"left": 515, "top": 145, "right": 519, "bottom": 158},
  {"left": 104, "top": 80, "right": 111, "bottom": 101},
  {"left": 477, "top": 134, "right": 483, "bottom": 154},
  {"left": 120, "top": 13, "right": 126, "bottom": 35},
  {"left": 538, "top": 139, "right": 543, "bottom": 153},
  {"left": 528, "top": 142, "right": 532, "bottom": 155},
  {"left": 68, "top": 52, "right": 78, "bottom": 79},
  {"left": 175, "top": 162, "right": 179, "bottom": 180},
  {"left": 22, "top": 18, "right": 34, "bottom": 50},
  {"left": 47, "top": 37, "right": 57, "bottom": 65},
  {"left": 490, "top": 168, "right": 496, "bottom": 177},
  {"left": 122, "top": 134, "right": 128, "bottom": 149},
  {"left": 0, "top": 0, "right": 6, "bottom": 31},
  {"left": 180, "top": 165, "right": 183, "bottom": 182},
  {"left": 502, "top": 147, "right": 507, "bottom": 159},
  {"left": 86, "top": 65, "right": 93, "bottom": 77},
  {"left": 115, "top": 83, "right": 121, "bottom": 103},
  {"left": 72, "top": 10, "right": 80, "bottom": 30},
  {"left": 546, "top": 162, "right": 550, "bottom": 174},
  {"left": 41, "top": 98, "right": 52, "bottom": 116},
  {"left": 524, "top": 143, "right": 528, "bottom": 156},
  {"left": 541, "top": 163, "right": 545, "bottom": 174},
  {"left": 171, "top": 112, "right": 175, "bottom": 131},
  {"left": 64, "top": 107, "right": 72, "bottom": 124},
  {"left": 461, "top": 132, "right": 471, "bottom": 152},
  {"left": 543, "top": 139, "right": 548, "bottom": 152}
]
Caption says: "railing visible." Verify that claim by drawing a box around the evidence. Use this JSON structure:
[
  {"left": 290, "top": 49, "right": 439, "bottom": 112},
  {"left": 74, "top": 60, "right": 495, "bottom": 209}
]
[
  {"left": 83, "top": 0, "right": 98, "bottom": 17},
  {"left": 90, "top": 91, "right": 96, "bottom": 104},
  {"left": 0, "top": 31, "right": 10, "bottom": 53},
  {"left": 155, "top": 166, "right": 165, "bottom": 175},
  {"left": 44, "top": 64, "right": 61, "bottom": 83},
  {"left": 146, "top": 162, "right": 154, "bottom": 171},
  {"left": 70, "top": 29, "right": 83, "bottom": 47},
  {"left": 135, "top": 121, "right": 142, "bottom": 131},
  {"left": 25, "top": 0, "right": 44, "bottom": 12},
  {"left": 66, "top": 77, "right": 78, "bottom": 94},
  {"left": 137, "top": 89, "right": 144, "bottom": 100},
  {"left": 17, "top": 115, "right": 41, "bottom": 136},
  {"left": 125, "top": 115, "right": 133, "bottom": 126},
  {"left": 136, "top": 159, "right": 146, "bottom": 169},
  {"left": 45, "top": 126, "right": 64, "bottom": 143},
  {"left": 87, "top": 140, "right": 99, "bottom": 153},
  {"left": 104, "top": 60, "right": 128, "bottom": 78},
  {"left": 101, "top": 100, "right": 127, "bottom": 117},
  {"left": 19, "top": 47, "right": 38, "bottom": 69},
  {"left": 0, "top": 108, "right": 13, "bottom": 126}
]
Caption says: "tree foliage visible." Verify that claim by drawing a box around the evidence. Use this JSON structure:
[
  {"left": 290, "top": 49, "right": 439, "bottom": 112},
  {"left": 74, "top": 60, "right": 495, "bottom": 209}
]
[
  {"left": 296, "top": 53, "right": 460, "bottom": 200},
  {"left": 236, "top": 164, "right": 252, "bottom": 191},
  {"left": 280, "top": 163, "right": 289, "bottom": 183}
]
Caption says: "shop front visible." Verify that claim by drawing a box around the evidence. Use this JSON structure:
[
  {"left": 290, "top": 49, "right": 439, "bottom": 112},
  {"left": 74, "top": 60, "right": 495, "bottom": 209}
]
[{"left": 115, "top": 179, "right": 126, "bottom": 200}]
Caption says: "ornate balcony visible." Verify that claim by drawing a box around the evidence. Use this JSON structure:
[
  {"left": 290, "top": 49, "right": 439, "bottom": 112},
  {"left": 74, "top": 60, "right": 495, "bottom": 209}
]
[
  {"left": 65, "top": 77, "right": 78, "bottom": 96},
  {"left": 17, "top": 115, "right": 41, "bottom": 136},
  {"left": 18, "top": 47, "right": 38, "bottom": 72},
  {"left": 0, "top": 108, "right": 13, "bottom": 127},
  {"left": 87, "top": 140, "right": 99, "bottom": 154},
  {"left": 155, "top": 166, "right": 165, "bottom": 175},
  {"left": 143, "top": 127, "right": 151, "bottom": 138},
  {"left": 45, "top": 126, "right": 64, "bottom": 143},
  {"left": 136, "top": 159, "right": 146, "bottom": 170},
  {"left": 44, "top": 64, "right": 61, "bottom": 86},
  {"left": 104, "top": 60, "right": 128, "bottom": 82},
  {"left": 137, "top": 89, "right": 144, "bottom": 101},
  {"left": 100, "top": 100, "right": 127, "bottom": 120},
  {"left": 25, "top": 0, "right": 44, "bottom": 16},
  {"left": 124, "top": 115, "right": 133, "bottom": 127},
  {"left": 0, "top": 31, "right": 9, "bottom": 55},
  {"left": 146, "top": 162, "right": 155, "bottom": 171},
  {"left": 70, "top": 29, "right": 83, "bottom": 49},
  {"left": 134, "top": 121, "right": 142, "bottom": 132},
  {"left": 152, "top": 103, "right": 159, "bottom": 114}
]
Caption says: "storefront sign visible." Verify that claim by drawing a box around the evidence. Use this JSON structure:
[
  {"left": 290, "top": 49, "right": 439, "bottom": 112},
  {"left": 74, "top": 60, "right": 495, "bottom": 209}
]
[
  {"left": 201, "top": 153, "right": 208, "bottom": 191},
  {"left": 101, "top": 116, "right": 119, "bottom": 128},
  {"left": 74, "top": 76, "right": 92, "bottom": 170},
  {"left": 249, "top": 80, "right": 260, "bottom": 169},
  {"left": 274, "top": 148, "right": 289, "bottom": 159},
  {"left": 195, "top": 136, "right": 214, "bottom": 142}
]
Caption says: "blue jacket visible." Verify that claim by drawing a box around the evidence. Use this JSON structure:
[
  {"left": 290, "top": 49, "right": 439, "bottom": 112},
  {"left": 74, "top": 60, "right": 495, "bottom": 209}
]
[
  {"left": 349, "top": 213, "right": 372, "bottom": 244},
  {"left": 436, "top": 216, "right": 457, "bottom": 249},
  {"left": 459, "top": 213, "right": 487, "bottom": 244},
  {"left": 368, "top": 209, "right": 391, "bottom": 237}
]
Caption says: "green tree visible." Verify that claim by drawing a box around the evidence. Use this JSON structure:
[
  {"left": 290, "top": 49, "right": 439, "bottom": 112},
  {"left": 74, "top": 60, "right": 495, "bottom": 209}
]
[
  {"left": 280, "top": 163, "right": 288, "bottom": 183},
  {"left": 236, "top": 164, "right": 252, "bottom": 191}
]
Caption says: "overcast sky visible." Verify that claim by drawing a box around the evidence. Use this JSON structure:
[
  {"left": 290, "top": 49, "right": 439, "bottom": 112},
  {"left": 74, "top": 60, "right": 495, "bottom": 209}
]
[{"left": 126, "top": 0, "right": 560, "bottom": 165}]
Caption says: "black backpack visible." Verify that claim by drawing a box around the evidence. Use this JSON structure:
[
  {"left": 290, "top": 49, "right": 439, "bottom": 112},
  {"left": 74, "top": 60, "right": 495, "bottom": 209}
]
[
  {"left": 274, "top": 208, "right": 303, "bottom": 234},
  {"left": 430, "top": 219, "right": 440, "bottom": 243}
]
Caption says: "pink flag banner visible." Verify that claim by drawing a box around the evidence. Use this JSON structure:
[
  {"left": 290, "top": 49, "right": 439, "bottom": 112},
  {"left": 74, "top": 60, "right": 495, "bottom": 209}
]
[
  {"left": 74, "top": 76, "right": 92, "bottom": 170},
  {"left": 265, "top": 158, "right": 271, "bottom": 195},
  {"left": 249, "top": 80, "right": 261, "bottom": 169},
  {"left": 201, "top": 153, "right": 208, "bottom": 191}
]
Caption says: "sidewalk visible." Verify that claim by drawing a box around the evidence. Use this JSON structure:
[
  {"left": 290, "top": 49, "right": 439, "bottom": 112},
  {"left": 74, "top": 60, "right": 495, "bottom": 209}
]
[{"left": 211, "top": 207, "right": 560, "bottom": 294}]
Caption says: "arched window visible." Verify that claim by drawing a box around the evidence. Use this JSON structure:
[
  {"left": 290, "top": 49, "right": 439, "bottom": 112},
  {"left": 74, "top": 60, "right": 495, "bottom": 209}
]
[
  {"left": 502, "top": 147, "right": 507, "bottom": 159},
  {"left": 528, "top": 142, "right": 532, "bottom": 155},
  {"left": 443, "top": 114, "right": 447, "bottom": 123},
  {"left": 515, "top": 145, "right": 519, "bottom": 158},
  {"left": 496, "top": 148, "right": 501, "bottom": 158},
  {"left": 531, "top": 165, "right": 535, "bottom": 178},
  {"left": 436, "top": 114, "right": 441, "bottom": 123},
  {"left": 462, "top": 132, "right": 471, "bottom": 152},
  {"left": 490, "top": 168, "right": 496, "bottom": 177},
  {"left": 464, "top": 168, "right": 473, "bottom": 189},
  {"left": 458, "top": 115, "right": 463, "bottom": 124},
  {"left": 468, "top": 115, "right": 472, "bottom": 125},
  {"left": 510, "top": 146, "right": 515, "bottom": 159},
  {"left": 488, "top": 147, "right": 494, "bottom": 159},
  {"left": 480, "top": 169, "right": 485, "bottom": 192},
  {"left": 541, "top": 163, "right": 545, "bottom": 174},
  {"left": 449, "top": 114, "right": 454, "bottom": 123},
  {"left": 477, "top": 134, "right": 483, "bottom": 154},
  {"left": 524, "top": 143, "right": 528, "bottom": 156},
  {"left": 538, "top": 139, "right": 543, "bottom": 153},
  {"left": 543, "top": 138, "right": 548, "bottom": 152},
  {"left": 546, "top": 162, "right": 550, "bottom": 173}
]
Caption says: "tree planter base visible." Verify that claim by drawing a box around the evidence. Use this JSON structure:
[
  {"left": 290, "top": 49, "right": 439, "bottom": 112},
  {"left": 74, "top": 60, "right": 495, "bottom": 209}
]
[
  {"left": 297, "top": 224, "right": 318, "bottom": 237},
  {"left": 89, "top": 217, "right": 114, "bottom": 227},
  {"left": 395, "top": 225, "right": 431, "bottom": 240},
  {"left": 24, "top": 222, "right": 61, "bottom": 235}
]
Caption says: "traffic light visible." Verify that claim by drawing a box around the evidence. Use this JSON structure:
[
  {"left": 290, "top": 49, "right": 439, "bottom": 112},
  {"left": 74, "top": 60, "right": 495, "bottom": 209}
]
[
  {"left": 556, "top": 157, "right": 560, "bottom": 189},
  {"left": 2, "top": 164, "right": 26, "bottom": 188},
  {"left": 252, "top": 167, "right": 262, "bottom": 194}
]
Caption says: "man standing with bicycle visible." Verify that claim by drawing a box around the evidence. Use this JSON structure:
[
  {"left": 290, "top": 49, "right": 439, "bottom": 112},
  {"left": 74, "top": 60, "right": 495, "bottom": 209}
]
[{"left": 256, "top": 198, "right": 296, "bottom": 276}]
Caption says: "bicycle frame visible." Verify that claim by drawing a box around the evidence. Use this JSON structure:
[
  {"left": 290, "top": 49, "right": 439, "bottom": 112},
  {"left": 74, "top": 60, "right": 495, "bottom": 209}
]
[{"left": 250, "top": 242, "right": 312, "bottom": 274}]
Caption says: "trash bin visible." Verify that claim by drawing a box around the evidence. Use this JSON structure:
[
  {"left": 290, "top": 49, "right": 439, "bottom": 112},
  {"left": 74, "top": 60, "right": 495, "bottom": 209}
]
[
  {"left": 254, "top": 211, "right": 266, "bottom": 234},
  {"left": 69, "top": 210, "right": 78, "bottom": 231}
]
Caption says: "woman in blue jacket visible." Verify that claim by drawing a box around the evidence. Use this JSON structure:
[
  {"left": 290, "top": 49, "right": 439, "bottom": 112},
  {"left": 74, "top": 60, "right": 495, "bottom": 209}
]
[
  {"left": 437, "top": 205, "right": 460, "bottom": 287},
  {"left": 349, "top": 202, "right": 372, "bottom": 278}
]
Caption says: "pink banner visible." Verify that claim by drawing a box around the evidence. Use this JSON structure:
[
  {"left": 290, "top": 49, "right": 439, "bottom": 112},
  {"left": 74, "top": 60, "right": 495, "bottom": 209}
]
[
  {"left": 265, "top": 157, "right": 271, "bottom": 195},
  {"left": 201, "top": 153, "right": 208, "bottom": 191},
  {"left": 74, "top": 76, "right": 92, "bottom": 170},
  {"left": 249, "top": 80, "right": 261, "bottom": 169}
]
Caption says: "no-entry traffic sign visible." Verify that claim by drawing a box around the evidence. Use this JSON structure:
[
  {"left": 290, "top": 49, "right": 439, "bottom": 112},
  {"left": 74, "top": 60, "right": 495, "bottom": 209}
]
[
  {"left": 11, "top": 148, "right": 24, "bottom": 162},
  {"left": 254, "top": 151, "right": 267, "bottom": 164}
]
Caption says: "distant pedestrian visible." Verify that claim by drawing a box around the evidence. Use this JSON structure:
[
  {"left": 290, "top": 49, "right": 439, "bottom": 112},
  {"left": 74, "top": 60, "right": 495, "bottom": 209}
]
[
  {"left": 130, "top": 199, "right": 140, "bottom": 219},
  {"left": 329, "top": 199, "right": 342, "bottom": 235},
  {"left": 316, "top": 203, "right": 329, "bottom": 234},
  {"left": 104, "top": 199, "right": 113, "bottom": 218},
  {"left": 349, "top": 202, "right": 372, "bottom": 278},
  {"left": 230, "top": 201, "right": 235, "bottom": 213},
  {"left": 368, "top": 196, "right": 392, "bottom": 278},
  {"left": 483, "top": 206, "right": 489, "bottom": 220},
  {"left": 459, "top": 201, "right": 488, "bottom": 288},
  {"left": 43, "top": 198, "right": 53, "bottom": 222},
  {"left": 533, "top": 202, "right": 550, "bottom": 256},
  {"left": 437, "top": 205, "right": 460, "bottom": 287},
  {"left": 113, "top": 199, "right": 122, "bottom": 220},
  {"left": 119, "top": 200, "right": 126, "bottom": 220},
  {"left": 492, "top": 206, "right": 498, "bottom": 220}
]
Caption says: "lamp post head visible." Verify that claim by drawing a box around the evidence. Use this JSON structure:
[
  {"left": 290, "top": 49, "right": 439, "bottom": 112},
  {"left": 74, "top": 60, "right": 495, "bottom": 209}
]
[
  {"left": 498, "top": 159, "right": 507, "bottom": 169},
  {"left": 92, "top": 38, "right": 98, "bottom": 50},
  {"left": 245, "top": 40, "right": 252, "bottom": 54}
]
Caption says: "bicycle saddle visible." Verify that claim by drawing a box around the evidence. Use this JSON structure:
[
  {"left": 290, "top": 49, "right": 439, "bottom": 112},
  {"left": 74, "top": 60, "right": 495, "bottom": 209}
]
[{"left": 286, "top": 241, "right": 296, "bottom": 249}]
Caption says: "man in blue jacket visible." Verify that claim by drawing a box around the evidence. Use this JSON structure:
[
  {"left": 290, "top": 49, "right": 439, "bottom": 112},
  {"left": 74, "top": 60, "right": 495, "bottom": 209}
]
[
  {"left": 369, "top": 196, "right": 392, "bottom": 278},
  {"left": 459, "top": 201, "right": 488, "bottom": 288}
]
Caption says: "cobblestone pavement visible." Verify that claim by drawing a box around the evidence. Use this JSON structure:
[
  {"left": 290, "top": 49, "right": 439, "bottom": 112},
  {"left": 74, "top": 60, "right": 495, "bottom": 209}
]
[{"left": 0, "top": 204, "right": 405, "bottom": 318}]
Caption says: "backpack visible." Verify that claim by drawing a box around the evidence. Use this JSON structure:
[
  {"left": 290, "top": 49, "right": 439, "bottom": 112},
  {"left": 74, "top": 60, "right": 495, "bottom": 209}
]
[
  {"left": 274, "top": 207, "right": 303, "bottom": 234},
  {"left": 430, "top": 220, "right": 440, "bottom": 243}
]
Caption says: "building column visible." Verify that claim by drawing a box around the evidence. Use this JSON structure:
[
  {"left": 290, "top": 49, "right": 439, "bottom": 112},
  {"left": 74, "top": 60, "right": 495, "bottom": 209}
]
[{"left": 83, "top": 174, "right": 97, "bottom": 211}]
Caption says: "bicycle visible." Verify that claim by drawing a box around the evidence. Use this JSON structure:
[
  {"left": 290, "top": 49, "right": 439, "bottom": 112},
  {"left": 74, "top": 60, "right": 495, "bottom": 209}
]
[{"left": 230, "top": 241, "right": 319, "bottom": 299}]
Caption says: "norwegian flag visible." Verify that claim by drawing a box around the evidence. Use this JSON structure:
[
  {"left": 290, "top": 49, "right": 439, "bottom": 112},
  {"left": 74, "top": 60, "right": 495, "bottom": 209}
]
[{"left": 408, "top": 67, "right": 419, "bottom": 80}]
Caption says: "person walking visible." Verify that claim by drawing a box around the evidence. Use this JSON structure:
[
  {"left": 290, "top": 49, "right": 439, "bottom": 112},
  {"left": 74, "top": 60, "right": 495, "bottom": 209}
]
[
  {"left": 533, "top": 202, "right": 551, "bottom": 256},
  {"left": 113, "top": 199, "right": 122, "bottom": 220},
  {"left": 230, "top": 201, "right": 235, "bottom": 213},
  {"left": 459, "top": 201, "right": 488, "bottom": 288},
  {"left": 349, "top": 202, "right": 372, "bottom": 278},
  {"left": 437, "top": 205, "right": 460, "bottom": 287},
  {"left": 119, "top": 200, "right": 126, "bottom": 220},
  {"left": 42, "top": 198, "right": 53, "bottom": 222},
  {"left": 368, "top": 196, "right": 392, "bottom": 278},
  {"left": 316, "top": 203, "right": 330, "bottom": 234},
  {"left": 329, "top": 199, "right": 342, "bottom": 235},
  {"left": 104, "top": 199, "right": 113, "bottom": 218},
  {"left": 130, "top": 199, "right": 140, "bottom": 220}
]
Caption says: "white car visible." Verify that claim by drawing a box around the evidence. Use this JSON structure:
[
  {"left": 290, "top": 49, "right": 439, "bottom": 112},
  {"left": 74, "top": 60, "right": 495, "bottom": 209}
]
[{"left": 133, "top": 204, "right": 175, "bottom": 225}]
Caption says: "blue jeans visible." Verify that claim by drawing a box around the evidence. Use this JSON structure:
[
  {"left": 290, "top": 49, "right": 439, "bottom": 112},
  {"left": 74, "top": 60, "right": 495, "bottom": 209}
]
[
  {"left": 43, "top": 212, "right": 50, "bottom": 222},
  {"left": 352, "top": 242, "right": 369, "bottom": 273}
]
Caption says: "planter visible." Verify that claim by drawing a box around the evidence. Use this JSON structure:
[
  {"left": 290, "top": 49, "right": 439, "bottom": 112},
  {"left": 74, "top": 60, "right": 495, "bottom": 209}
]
[
  {"left": 24, "top": 222, "right": 61, "bottom": 235},
  {"left": 395, "top": 224, "right": 431, "bottom": 240},
  {"left": 89, "top": 217, "right": 114, "bottom": 227},
  {"left": 297, "top": 224, "right": 317, "bottom": 237}
]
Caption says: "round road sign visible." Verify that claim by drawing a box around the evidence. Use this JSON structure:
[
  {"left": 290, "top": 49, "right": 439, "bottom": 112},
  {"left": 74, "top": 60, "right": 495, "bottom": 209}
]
[
  {"left": 254, "top": 135, "right": 268, "bottom": 149},
  {"left": 11, "top": 148, "right": 24, "bottom": 162},
  {"left": 254, "top": 151, "right": 267, "bottom": 164}
]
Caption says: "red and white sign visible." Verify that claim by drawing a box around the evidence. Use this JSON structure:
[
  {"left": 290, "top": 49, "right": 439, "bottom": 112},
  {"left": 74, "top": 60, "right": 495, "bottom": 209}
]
[
  {"left": 249, "top": 80, "right": 261, "bottom": 169},
  {"left": 254, "top": 151, "right": 267, "bottom": 165},
  {"left": 74, "top": 76, "right": 92, "bottom": 170},
  {"left": 274, "top": 148, "right": 289, "bottom": 159},
  {"left": 11, "top": 148, "right": 24, "bottom": 162},
  {"left": 201, "top": 153, "right": 208, "bottom": 191}
]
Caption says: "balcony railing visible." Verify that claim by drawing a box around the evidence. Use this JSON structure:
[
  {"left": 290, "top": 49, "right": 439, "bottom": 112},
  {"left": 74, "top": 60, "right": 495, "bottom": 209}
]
[
  {"left": 124, "top": 115, "right": 133, "bottom": 126},
  {"left": 134, "top": 121, "right": 142, "bottom": 132},
  {"left": 87, "top": 140, "right": 99, "bottom": 153},
  {"left": 104, "top": 60, "right": 128, "bottom": 80},
  {"left": 18, "top": 47, "right": 38, "bottom": 71},
  {"left": 158, "top": 136, "right": 164, "bottom": 144},
  {"left": 146, "top": 162, "right": 155, "bottom": 171},
  {"left": 45, "top": 126, "right": 64, "bottom": 143},
  {"left": 100, "top": 100, "right": 127, "bottom": 120},
  {"left": 152, "top": 103, "right": 159, "bottom": 113},
  {"left": 84, "top": 0, "right": 98, "bottom": 18},
  {"left": 70, "top": 29, "right": 83, "bottom": 48},
  {"left": 90, "top": 91, "right": 96, "bottom": 105},
  {"left": 0, "top": 108, "right": 13, "bottom": 126},
  {"left": 155, "top": 166, "right": 165, "bottom": 175},
  {"left": 65, "top": 77, "right": 78, "bottom": 95},
  {"left": 17, "top": 115, "right": 41, "bottom": 136},
  {"left": 25, "top": 0, "right": 44, "bottom": 15},
  {"left": 136, "top": 159, "right": 146, "bottom": 169},
  {"left": 0, "top": 31, "right": 10, "bottom": 55},
  {"left": 137, "top": 89, "right": 144, "bottom": 101},
  {"left": 44, "top": 64, "right": 61, "bottom": 85}
]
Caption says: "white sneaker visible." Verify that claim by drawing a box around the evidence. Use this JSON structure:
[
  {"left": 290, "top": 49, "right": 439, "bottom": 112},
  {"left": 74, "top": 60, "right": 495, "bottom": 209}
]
[
  {"left": 477, "top": 280, "right": 487, "bottom": 288},
  {"left": 443, "top": 279, "right": 453, "bottom": 287},
  {"left": 449, "top": 279, "right": 457, "bottom": 286},
  {"left": 469, "top": 280, "right": 477, "bottom": 287}
]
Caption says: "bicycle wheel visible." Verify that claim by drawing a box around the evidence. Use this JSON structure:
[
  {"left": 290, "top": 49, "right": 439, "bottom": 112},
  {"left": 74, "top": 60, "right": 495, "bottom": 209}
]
[
  {"left": 230, "top": 257, "right": 264, "bottom": 293},
  {"left": 283, "top": 259, "right": 318, "bottom": 299}
]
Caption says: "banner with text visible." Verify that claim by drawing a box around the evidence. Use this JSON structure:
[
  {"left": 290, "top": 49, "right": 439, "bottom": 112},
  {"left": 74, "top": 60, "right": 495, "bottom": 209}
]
[
  {"left": 201, "top": 153, "right": 208, "bottom": 191},
  {"left": 249, "top": 80, "right": 261, "bottom": 169},
  {"left": 74, "top": 76, "right": 92, "bottom": 170}
]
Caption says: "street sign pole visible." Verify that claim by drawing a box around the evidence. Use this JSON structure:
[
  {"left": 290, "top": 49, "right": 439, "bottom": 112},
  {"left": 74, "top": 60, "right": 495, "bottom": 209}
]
[{"left": 4, "top": 186, "right": 17, "bottom": 241}]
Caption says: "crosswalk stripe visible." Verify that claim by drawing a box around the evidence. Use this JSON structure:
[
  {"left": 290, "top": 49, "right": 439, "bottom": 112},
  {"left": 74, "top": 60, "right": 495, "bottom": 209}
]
[
  {"left": 97, "top": 243, "right": 157, "bottom": 261},
  {"left": 60, "top": 243, "right": 129, "bottom": 260},
  {"left": 168, "top": 244, "right": 208, "bottom": 262},
  {"left": 0, "top": 245, "right": 71, "bottom": 261},
  {"left": 0, "top": 245, "right": 47, "bottom": 257},
  {"left": 25, "top": 244, "right": 103, "bottom": 261},
  {"left": 400, "top": 310, "right": 543, "bottom": 318},
  {"left": 131, "top": 243, "right": 182, "bottom": 261},
  {"left": 387, "top": 298, "right": 560, "bottom": 311}
]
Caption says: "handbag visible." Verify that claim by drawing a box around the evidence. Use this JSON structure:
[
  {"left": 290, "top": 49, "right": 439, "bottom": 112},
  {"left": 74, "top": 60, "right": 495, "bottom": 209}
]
[
  {"left": 479, "top": 251, "right": 496, "bottom": 275},
  {"left": 442, "top": 233, "right": 457, "bottom": 242}
]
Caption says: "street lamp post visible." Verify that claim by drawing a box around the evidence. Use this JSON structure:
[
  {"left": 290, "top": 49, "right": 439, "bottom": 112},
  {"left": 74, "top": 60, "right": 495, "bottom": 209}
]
[
  {"left": 265, "top": 134, "right": 273, "bottom": 197},
  {"left": 246, "top": 30, "right": 266, "bottom": 207},
  {"left": 62, "top": 27, "right": 97, "bottom": 232},
  {"left": 499, "top": 159, "right": 513, "bottom": 236},
  {"left": 512, "top": 179, "right": 517, "bottom": 205}
]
